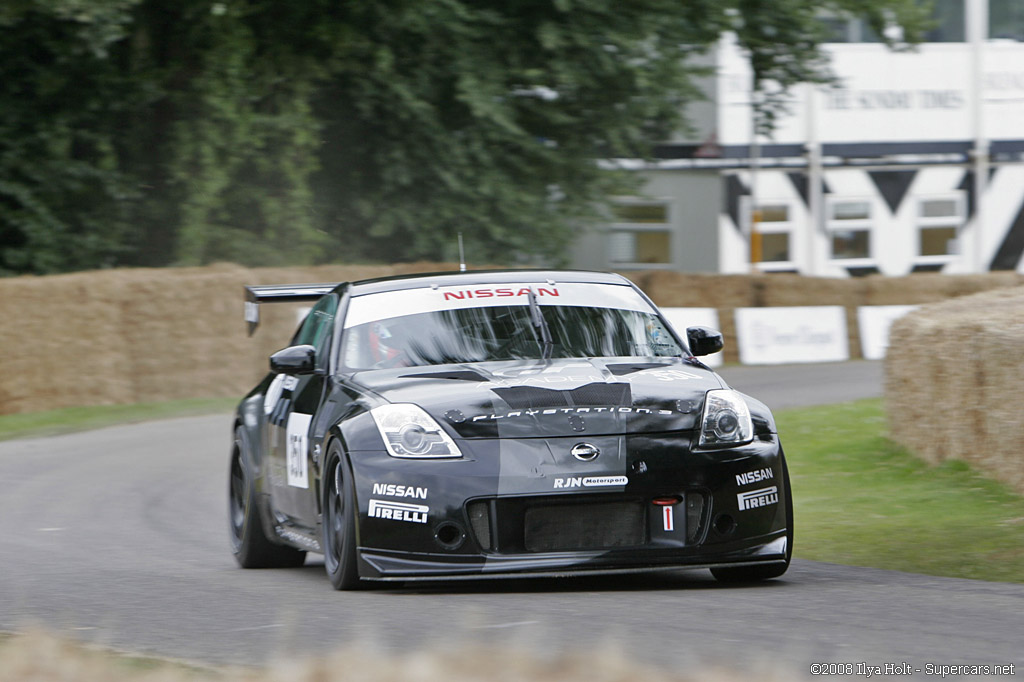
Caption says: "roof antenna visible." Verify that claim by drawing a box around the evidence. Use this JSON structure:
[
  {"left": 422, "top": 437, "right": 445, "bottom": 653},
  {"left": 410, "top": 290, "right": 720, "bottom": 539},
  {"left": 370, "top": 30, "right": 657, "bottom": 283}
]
[{"left": 458, "top": 232, "right": 466, "bottom": 272}]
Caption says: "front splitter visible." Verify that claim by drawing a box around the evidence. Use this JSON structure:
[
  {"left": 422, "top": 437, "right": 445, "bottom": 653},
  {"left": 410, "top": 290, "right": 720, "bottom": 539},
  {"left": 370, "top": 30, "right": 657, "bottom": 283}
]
[{"left": 358, "top": 535, "right": 788, "bottom": 581}]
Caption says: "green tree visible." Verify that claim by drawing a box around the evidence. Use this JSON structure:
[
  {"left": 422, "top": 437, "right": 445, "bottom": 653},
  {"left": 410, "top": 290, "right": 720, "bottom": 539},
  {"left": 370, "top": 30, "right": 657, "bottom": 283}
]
[
  {"left": 308, "top": 0, "right": 930, "bottom": 263},
  {"left": 113, "top": 0, "right": 329, "bottom": 266},
  {"left": 0, "top": 0, "right": 932, "bottom": 274},
  {"left": 0, "top": 0, "right": 140, "bottom": 274}
]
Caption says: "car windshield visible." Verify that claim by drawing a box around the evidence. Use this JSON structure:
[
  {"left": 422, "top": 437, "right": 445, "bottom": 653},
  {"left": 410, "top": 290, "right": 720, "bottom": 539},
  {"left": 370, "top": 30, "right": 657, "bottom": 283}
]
[{"left": 341, "top": 304, "right": 683, "bottom": 370}]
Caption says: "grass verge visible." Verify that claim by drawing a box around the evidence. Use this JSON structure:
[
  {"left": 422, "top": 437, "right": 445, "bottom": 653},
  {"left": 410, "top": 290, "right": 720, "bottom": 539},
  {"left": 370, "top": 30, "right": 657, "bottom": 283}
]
[
  {"left": 0, "top": 397, "right": 238, "bottom": 442},
  {"left": 782, "top": 398, "right": 1024, "bottom": 583}
]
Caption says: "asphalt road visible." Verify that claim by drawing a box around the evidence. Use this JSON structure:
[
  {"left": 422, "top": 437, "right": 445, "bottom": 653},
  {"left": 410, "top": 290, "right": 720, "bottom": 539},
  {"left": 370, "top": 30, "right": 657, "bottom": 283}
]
[
  {"left": 2, "top": 361, "right": 1022, "bottom": 678},
  {"left": 717, "top": 359, "right": 885, "bottom": 411}
]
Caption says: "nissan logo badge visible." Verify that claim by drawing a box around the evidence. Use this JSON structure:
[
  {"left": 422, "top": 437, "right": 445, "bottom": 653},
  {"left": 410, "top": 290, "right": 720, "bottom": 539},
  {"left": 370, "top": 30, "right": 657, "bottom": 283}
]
[{"left": 571, "top": 442, "right": 600, "bottom": 462}]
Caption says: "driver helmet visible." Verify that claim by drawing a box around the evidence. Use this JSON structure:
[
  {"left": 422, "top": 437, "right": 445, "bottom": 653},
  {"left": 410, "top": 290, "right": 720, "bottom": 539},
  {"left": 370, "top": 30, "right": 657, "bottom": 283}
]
[{"left": 368, "top": 320, "right": 404, "bottom": 363}]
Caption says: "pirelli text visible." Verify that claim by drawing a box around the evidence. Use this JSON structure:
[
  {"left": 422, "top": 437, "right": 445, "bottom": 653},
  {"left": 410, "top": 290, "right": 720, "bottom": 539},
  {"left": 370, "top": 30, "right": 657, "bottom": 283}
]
[{"left": 809, "top": 662, "right": 1016, "bottom": 678}]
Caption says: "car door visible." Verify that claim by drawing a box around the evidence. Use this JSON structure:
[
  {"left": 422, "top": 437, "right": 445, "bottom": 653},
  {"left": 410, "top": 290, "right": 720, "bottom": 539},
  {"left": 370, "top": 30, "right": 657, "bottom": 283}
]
[{"left": 266, "top": 294, "right": 339, "bottom": 527}]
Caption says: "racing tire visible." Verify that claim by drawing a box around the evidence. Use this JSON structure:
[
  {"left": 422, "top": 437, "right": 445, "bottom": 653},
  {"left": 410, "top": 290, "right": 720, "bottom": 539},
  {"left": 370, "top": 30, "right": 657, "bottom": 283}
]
[
  {"left": 711, "top": 449, "right": 794, "bottom": 583},
  {"left": 229, "top": 427, "right": 307, "bottom": 568},
  {"left": 322, "top": 443, "right": 363, "bottom": 590}
]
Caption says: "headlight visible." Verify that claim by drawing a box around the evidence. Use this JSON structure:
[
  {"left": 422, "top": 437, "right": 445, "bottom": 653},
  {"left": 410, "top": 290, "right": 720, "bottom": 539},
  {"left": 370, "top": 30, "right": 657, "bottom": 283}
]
[
  {"left": 370, "top": 404, "right": 463, "bottom": 459},
  {"left": 697, "top": 389, "right": 753, "bottom": 448}
]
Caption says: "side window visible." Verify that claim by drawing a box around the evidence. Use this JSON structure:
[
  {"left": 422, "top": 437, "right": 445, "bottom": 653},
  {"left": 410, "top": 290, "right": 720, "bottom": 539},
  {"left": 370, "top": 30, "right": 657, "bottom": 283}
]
[{"left": 292, "top": 294, "right": 339, "bottom": 364}]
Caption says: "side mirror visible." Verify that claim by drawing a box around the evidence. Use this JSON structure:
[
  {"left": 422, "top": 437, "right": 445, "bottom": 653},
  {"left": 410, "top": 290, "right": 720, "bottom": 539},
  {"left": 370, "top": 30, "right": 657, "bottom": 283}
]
[
  {"left": 686, "top": 326, "right": 724, "bottom": 357},
  {"left": 269, "top": 344, "right": 318, "bottom": 375}
]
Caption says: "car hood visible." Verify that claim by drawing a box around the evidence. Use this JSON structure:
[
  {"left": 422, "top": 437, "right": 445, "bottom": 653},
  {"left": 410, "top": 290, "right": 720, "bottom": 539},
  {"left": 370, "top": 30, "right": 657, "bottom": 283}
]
[{"left": 349, "top": 357, "right": 725, "bottom": 438}]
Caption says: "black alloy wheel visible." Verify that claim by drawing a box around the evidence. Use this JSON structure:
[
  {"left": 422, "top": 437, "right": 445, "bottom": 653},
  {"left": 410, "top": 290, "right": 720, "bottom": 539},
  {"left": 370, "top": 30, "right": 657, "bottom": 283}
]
[{"left": 322, "top": 443, "right": 362, "bottom": 589}]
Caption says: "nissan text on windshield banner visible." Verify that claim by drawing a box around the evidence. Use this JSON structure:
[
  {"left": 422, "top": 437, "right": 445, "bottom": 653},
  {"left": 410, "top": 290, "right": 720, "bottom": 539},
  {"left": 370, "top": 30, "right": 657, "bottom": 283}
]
[{"left": 344, "top": 282, "right": 656, "bottom": 328}]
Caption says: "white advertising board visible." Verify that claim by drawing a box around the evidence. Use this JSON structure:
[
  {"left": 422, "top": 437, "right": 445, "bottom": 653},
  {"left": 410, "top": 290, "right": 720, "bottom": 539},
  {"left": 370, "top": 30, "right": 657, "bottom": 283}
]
[
  {"left": 660, "top": 307, "right": 723, "bottom": 368},
  {"left": 857, "top": 305, "right": 919, "bottom": 360},
  {"left": 735, "top": 307, "right": 849, "bottom": 365},
  {"left": 717, "top": 40, "right": 1024, "bottom": 145}
]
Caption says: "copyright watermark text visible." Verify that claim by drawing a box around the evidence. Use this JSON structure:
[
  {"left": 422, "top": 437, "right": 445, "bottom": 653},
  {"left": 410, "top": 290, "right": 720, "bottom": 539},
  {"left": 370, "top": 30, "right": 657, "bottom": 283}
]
[{"left": 809, "top": 662, "right": 1016, "bottom": 678}]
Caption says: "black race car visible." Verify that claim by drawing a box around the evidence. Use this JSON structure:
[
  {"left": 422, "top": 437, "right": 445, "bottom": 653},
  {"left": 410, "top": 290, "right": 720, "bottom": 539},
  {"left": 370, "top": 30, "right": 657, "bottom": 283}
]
[{"left": 229, "top": 270, "right": 792, "bottom": 589}]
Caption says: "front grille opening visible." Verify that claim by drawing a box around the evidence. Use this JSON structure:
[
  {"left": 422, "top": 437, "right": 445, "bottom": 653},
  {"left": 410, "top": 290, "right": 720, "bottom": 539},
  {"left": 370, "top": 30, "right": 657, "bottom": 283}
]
[
  {"left": 524, "top": 501, "right": 645, "bottom": 552},
  {"left": 467, "top": 501, "right": 491, "bottom": 551}
]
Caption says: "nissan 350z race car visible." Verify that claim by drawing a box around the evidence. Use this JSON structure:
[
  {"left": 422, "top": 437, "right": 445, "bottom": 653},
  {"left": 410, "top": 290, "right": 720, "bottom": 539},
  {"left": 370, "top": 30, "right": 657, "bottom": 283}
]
[{"left": 229, "top": 270, "right": 793, "bottom": 589}]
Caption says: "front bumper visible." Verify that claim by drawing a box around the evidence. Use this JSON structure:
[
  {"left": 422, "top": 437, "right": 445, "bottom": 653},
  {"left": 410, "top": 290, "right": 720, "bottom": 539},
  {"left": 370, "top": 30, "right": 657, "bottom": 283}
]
[{"left": 346, "top": 432, "right": 790, "bottom": 580}]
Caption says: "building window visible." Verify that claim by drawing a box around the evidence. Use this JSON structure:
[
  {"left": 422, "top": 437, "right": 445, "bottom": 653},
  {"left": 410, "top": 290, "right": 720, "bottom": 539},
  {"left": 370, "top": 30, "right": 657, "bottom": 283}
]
[
  {"left": 608, "top": 230, "right": 671, "bottom": 264},
  {"left": 926, "top": 0, "right": 965, "bottom": 42},
  {"left": 611, "top": 203, "right": 668, "bottom": 224},
  {"left": 827, "top": 200, "right": 872, "bottom": 260},
  {"left": 917, "top": 195, "right": 964, "bottom": 260},
  {"left": 820, "top": 15, "right": 883, "bottom": 43},
  {"left": 821, "top": 0, "right": 966, "bottom": 43},
  {"left": 751, "top": 202, "right": 794, "bottom": 268},
  {"left": 608, "top": 202, "right": 671, "bottom": 266},
  {"left": 991, "top": 0, "right": 1024, "bottom": 40}
]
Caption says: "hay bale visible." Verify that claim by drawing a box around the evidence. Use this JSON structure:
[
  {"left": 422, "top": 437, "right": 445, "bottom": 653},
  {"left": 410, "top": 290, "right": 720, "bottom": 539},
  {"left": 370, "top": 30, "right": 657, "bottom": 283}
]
[
  {"left": 885, "top": 286, "right": 1024, "bottom": 493},
  {"left": 113, "top": 265, "right": 256, "bottom": 403},
  {"left": 0, "top": 271, "right": 136, "bottom": 413},
  {"left": 632, "top": 271, "right": 756, "bottom": 309}
]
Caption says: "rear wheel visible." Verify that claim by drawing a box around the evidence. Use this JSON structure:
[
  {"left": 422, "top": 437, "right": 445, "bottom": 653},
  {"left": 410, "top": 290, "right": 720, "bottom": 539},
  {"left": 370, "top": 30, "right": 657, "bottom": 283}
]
[
  {"left": 711, "top": 449, "right": 793, "bottom": 583},
  {"left": 229, "top": 427, "right": 306, "bottom": 568},
  {"left": 322, "top": 443, "right": 362, "bottom": 590}
]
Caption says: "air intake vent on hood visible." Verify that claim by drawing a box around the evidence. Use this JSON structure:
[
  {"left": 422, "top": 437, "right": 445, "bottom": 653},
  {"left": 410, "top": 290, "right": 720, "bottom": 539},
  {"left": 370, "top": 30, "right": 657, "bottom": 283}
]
[
  {"left": 605, "top": 362, "right": 673, "bottom": 376},
  {"left": 493, "top": 382, "right": 631, "bottom": 409}
]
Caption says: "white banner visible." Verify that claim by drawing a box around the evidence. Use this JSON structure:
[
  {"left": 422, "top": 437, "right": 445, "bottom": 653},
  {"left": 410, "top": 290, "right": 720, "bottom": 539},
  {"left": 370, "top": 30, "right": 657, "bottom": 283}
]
[
  {"left": 735, "top": 307, "right": 849, "bottom": 365},
  {"left": 857, "top": 305, "right": 919, "bottom": 360},
  {"left": 660, "top": 307, "right": 723, "bottom": 368},
  {"left": 718, "top": 41, "right": 1024, "bottom": 145}
]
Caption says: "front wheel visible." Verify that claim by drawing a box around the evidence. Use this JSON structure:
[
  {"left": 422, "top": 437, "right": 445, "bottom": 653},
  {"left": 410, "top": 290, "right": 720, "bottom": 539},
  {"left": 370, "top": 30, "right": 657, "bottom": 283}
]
[
  {"left": 229, "top": 427, "right": 306, "bottom": 568},
  {"left": 711, "top": 448, "right": 793, "bottom": 583},
  {"left": 322, "top": 444, "right": 362, "bottom": 590}
]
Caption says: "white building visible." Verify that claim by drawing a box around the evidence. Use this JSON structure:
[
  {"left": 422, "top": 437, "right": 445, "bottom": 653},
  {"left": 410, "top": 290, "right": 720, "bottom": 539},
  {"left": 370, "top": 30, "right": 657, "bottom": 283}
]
[{"left": 574, "top": 0, "right": 1024, "bottom": 276}]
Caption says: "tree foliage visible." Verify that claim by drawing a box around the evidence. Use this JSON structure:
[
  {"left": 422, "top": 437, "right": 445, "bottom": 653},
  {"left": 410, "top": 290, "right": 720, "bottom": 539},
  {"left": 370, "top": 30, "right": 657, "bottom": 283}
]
[{"left": 0, "top": 0, "right": 932, "bottom": 275}]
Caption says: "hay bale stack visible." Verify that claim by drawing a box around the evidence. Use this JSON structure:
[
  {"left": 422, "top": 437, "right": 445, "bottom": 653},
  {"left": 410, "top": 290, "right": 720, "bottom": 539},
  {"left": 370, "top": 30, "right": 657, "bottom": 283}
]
[
  {"left": 0, "top": 271, "right": 134, "bottom": 413},
  {"left": 885, "top": 286, "right": 1024, "bottom": 494},
  {"left": 0, "top": 263, "right": 453, "bottom": 415},
  {"left": 113, "top": 264, "right": 255, "bottom": 404}
]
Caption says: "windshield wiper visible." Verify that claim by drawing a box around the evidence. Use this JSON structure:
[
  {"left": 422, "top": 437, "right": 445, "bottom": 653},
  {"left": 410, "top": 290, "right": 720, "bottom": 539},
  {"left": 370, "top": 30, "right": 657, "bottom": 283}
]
[{"left": 527, "top": 288, "right": 553, "bottom": 360}]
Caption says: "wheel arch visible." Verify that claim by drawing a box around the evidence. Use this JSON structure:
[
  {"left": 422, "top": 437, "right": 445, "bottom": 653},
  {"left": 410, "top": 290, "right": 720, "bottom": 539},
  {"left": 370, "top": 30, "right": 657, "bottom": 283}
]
[
  {"left": 318, "top": 425, "right": 360, "bottom": 521},
  {"left": 231, "top": 409, "right": 279, "bottom": 549},
  {"left": 235, "top": 393, "right": 270, "bottom": 480}
]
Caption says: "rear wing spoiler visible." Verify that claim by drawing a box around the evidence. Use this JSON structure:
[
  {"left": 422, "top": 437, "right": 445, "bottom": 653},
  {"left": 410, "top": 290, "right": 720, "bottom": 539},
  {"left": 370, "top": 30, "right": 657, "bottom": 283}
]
[{"left": 244, "top": 283, "right": 341, "bottom": 336}]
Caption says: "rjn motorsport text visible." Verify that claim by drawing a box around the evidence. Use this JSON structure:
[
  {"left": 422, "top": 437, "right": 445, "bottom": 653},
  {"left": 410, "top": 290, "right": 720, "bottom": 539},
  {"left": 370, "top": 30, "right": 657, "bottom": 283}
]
[{"left": 810, "top": 662, "right": 1015, "bottom": 678}]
